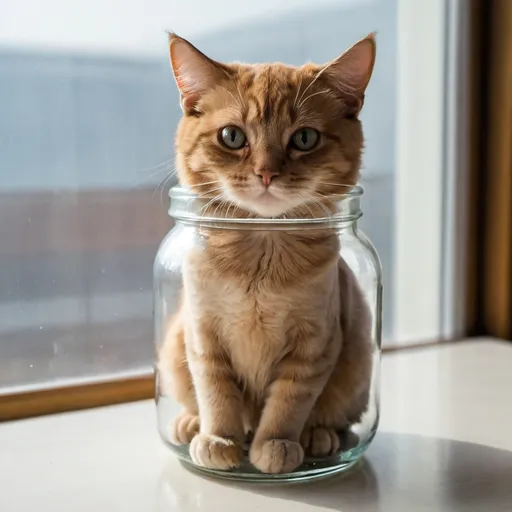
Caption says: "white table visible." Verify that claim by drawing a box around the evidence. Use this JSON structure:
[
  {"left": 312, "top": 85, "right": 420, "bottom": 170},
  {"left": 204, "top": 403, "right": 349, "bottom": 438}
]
[{"left": 1, "top": 340, "right": 511, "bottom": 512}]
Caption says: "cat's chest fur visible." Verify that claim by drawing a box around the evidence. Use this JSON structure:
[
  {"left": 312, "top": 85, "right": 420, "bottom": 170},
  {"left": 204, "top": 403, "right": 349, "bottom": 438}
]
[{"left": 184, "top": 230, "right": 340, "bottom": 393}]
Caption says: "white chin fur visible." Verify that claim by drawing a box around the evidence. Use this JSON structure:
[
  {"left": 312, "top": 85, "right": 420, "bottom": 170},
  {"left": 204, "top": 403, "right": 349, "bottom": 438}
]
[
  {"left": 227, "top": 190, "right": 287, "bottom": 217},
  {"left": 239, "top": 195, "right": 305, "bottom": 218},
  {"left": 225, "top": 186, "right": 308, "bottom": 218},
  {"left": 245, "top": 203, "right": 289, "bottom": 217}
]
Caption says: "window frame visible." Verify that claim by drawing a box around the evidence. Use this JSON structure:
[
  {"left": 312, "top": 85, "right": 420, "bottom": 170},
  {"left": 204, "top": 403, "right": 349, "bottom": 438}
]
[{"left": 392, "top": 0, "right": 473, "bottom": 345}]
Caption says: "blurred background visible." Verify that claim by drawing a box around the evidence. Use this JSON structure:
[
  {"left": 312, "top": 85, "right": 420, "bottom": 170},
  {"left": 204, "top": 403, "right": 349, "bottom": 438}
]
[{"left": 0, "top": 0, "right": 510, "bottom": 405}]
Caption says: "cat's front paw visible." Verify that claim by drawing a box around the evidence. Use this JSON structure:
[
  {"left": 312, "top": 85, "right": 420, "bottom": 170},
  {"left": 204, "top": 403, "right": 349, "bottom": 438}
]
[
  {"left": 169, "top": 412, "right": 200, "bottom": 445},
  {"left": 189, "top": 434, "right": 243, "bottom": 470},
  {"left": 249, "top": 439, "right": 304, "bottom": 474}
]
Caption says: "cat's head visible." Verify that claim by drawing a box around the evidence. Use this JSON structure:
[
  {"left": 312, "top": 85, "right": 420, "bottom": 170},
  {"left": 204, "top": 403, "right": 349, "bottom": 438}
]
[{"left": 170, "top": 33, "right": 375, "bottom": 217}]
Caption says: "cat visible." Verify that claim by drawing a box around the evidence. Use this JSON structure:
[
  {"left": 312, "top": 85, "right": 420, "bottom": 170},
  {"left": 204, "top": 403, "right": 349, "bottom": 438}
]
[{"left": 158, "top": 33, "right": 376, "bottom": 474}]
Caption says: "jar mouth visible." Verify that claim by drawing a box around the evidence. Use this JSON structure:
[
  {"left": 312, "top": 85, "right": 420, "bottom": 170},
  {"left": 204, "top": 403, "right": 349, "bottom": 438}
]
[{"left": 168, "top": 185, "right": 363, "bottom": 225}]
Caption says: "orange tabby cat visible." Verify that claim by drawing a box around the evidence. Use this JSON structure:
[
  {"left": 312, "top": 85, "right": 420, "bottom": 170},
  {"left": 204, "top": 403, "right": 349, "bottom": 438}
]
[{"left": 158, "top": 33, "right": 376, "bottom": 474}]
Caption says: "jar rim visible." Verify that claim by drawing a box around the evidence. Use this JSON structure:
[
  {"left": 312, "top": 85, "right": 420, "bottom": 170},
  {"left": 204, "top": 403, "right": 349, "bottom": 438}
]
[{"left": 168, "top": 185, "right": 363, "bottom": 226}]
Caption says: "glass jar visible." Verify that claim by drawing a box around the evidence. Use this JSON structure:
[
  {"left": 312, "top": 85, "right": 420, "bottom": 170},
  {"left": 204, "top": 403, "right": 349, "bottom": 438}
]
[{"left": 154, "top": 186, "right": 382, "bottom": 482}]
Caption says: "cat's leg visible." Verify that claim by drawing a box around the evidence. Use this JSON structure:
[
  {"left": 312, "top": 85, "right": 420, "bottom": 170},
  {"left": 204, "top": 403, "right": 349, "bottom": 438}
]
[
  {"left": 249, "top": 329, "right": 339, "bottom": 474},
  {"left": 187, "top": 326, "right": 245, "bottom": 471},
  {"left": 301, "top": 361, "right": 372, "bottom": 457},
  {"left": 302, "top": 258, "right": 374, "bottom": 457},
  {"left": 158, "top": 311, "right": 200, "bottom": 445}
]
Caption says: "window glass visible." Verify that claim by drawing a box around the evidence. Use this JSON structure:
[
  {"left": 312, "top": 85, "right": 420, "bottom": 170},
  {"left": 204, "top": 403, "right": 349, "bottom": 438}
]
[{"left": 0, "top": 0, "right": 396, "bottom": 391}]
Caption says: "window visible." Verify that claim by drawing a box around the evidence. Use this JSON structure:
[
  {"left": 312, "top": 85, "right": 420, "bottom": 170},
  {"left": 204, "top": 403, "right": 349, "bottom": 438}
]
[{"left": 0, "top": 0, "right": 465, "bottom": 394}]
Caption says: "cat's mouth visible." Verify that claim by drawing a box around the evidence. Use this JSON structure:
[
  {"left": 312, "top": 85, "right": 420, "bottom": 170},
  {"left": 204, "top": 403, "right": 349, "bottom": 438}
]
[
  {"left": 257, "top": 188, "right": 279, "bottom": 201},
  {"left": 233, "top": 186, "right": 299, "bottom": 218}
]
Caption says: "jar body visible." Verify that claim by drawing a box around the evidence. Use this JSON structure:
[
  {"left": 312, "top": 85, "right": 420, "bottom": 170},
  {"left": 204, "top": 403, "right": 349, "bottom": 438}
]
[{"left": 154, "top": 217, "right": 382, "bottom": 482}]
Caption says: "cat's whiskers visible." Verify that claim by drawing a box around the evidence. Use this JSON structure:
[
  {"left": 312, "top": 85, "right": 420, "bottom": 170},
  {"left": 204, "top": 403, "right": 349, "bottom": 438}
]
[
  {"left": 234, "top": 82, "right": 247, "bottom": 111},
  {"left": 194, "top": 183, "right": 224, "bottom": 197},
  {"left": 195, "top": 179, "right": 221, "bottom": 187},
  {"left": 123, "top": 164, "right": 177, "bottom": 193},
  {"left": 146, "top": 168, "right": 175, "bottom": 183},
  {"left": 232, "top": 198, "right": 246, "bottom": 219},
  {"left": 223, "top": 105, "right": 244, "bottom": 117},
  {"left": 296, "top": 61, "right": 332, "bottom": 109},
  {"left": 212, "top": 198, "right": 229, "bottom": 218},
  {"left": 138, "top": 166, "right": 176, "bottom": 186},
  {"left": 301, "top": 202, "right": 316, "bottom": 219},
  {"left": 200, "top": 194, "right": 223, "bottom": 216},
  {"left": 309, "top": 198, "right": 333, "bottom": 218},
  {"left": 313, "top": 192, "right": 331, "bottom": 202},
  {"left": 294, "top": 190, "right": 333, "bottom": 218},
  {"left": 152, "top": 169, "right": 176, "bottom": 199},
  {"left": 138, "top": 158, "right": 174, "bottom": 174},
  {"left": 315, "top": 181, "right": 353, "bottom": 187},
  {"left": 160, "top": 170, "right": 179, "bottom": 205},
  {"left": 293, "top": 77, "right": 304, "bottom": 110},
  {"left": 311, "top": 188, "right": 335, "bottom": 198},
  {"left": 196, "top": 186, "right": 224, "bottom": 198},
  {"left": 220, "top": 86, "right": 244, "bottom": 111},
  {"left": 298, "top": 89, "right": 331, "bottom": 109},
  {"left": 315, "top": 182, "right": 357, "bottom": 194},
  {"left": 221, "top": 200, "right": 232, "bottom": 219},
  {"left": 222, "top": 200, "right": 234, "bottom": 217},
  {"left": 313, "top": 191, "right": 340, "bottom": 216}
]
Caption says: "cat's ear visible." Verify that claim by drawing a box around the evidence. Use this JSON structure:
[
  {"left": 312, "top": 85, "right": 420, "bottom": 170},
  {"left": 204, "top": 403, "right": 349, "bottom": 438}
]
[
  {"left": 323, "top": 33, "right": 376, "bottom": 113},
  {"left": 169, "top": 34, "right": 229, "bottom": 114}
]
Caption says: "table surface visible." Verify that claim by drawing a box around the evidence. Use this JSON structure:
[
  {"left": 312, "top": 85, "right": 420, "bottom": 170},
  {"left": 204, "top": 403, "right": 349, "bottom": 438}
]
[{"left": 1, "top": 340, "right": 511, "bottom": 512}]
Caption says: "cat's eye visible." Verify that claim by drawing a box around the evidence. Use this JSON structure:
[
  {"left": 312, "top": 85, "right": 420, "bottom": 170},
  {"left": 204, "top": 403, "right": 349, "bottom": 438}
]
[
  {"left": 290, "top": 128, "right": 320, "bottom": 151},
  {"left": 219, "top": 126, "right": 247, "bottom": 149}
]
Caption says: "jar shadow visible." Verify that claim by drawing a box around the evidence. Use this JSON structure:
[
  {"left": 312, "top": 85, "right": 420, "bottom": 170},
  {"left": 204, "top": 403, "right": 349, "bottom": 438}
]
[{"left": 157, "top": 432, "right": 512, "bottom": 512}]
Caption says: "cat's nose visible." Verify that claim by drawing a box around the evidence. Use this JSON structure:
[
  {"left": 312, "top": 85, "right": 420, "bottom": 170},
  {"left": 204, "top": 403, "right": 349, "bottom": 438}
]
[{"left": 255, "top": 170, "right": 279, "bottom": 187}]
